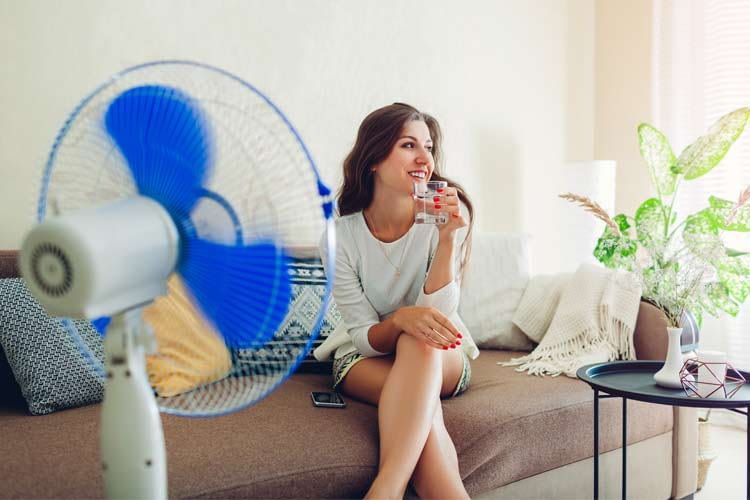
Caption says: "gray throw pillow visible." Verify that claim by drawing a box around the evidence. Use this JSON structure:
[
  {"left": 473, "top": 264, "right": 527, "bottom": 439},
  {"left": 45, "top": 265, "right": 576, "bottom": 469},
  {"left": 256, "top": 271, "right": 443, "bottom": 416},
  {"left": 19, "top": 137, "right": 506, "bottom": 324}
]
[{"left": 0, "top": 278, "right": 104, "bottom": 415}]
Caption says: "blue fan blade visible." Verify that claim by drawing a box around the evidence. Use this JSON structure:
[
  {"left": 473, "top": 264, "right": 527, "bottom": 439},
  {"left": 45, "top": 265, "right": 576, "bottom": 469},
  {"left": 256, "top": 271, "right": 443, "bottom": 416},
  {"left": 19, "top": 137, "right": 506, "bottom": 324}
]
[
  {"left": 104, "top": 85, "right": 212, "bottom": 215},
  {"left": 178, "top": 238, "right": 292, "bottom": 349},
  {"left": 91, "top": 316, "right": 111, "bottom": 336}
]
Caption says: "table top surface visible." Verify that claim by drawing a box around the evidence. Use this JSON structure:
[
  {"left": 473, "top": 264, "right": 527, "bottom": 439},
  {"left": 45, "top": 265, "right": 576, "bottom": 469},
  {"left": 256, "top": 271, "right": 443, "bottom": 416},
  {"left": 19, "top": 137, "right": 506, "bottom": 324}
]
[{"left": 576, "top": 360, "right": 750, "bottom": 409}]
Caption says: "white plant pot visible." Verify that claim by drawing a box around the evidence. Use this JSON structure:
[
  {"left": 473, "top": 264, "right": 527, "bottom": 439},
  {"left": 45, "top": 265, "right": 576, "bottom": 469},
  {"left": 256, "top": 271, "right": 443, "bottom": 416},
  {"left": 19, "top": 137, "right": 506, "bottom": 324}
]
[{"left": 654, "top": 327, "right": 685, "bottom": 389}]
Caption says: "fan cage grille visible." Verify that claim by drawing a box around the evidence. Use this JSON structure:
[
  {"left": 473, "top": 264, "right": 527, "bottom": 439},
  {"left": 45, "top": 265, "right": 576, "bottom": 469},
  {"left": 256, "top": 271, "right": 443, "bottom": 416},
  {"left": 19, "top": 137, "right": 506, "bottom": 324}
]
[{"left": 38, "top": 60, "right": 335, "bottom": 417}]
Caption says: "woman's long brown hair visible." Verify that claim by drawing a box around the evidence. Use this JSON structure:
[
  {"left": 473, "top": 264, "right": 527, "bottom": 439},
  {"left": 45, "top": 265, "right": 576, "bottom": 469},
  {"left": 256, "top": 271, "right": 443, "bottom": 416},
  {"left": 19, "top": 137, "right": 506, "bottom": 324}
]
[{"left": 337, "top": 102, "right": 474, "bottom": 281}]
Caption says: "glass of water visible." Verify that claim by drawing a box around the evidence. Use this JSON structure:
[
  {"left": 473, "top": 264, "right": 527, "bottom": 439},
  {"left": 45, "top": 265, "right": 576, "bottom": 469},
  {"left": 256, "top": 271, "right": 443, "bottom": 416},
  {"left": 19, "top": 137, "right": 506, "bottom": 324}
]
[{"left": 414, "top": 180, "right": 448, "bottom": 224}]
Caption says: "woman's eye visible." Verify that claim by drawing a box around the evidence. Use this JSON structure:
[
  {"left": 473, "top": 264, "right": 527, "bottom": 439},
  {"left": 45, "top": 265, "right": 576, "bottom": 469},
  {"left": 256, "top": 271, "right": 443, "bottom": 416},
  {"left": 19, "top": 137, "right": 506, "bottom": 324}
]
[{"left": 402, "top": 142, "right": 433, "bottom": 152}]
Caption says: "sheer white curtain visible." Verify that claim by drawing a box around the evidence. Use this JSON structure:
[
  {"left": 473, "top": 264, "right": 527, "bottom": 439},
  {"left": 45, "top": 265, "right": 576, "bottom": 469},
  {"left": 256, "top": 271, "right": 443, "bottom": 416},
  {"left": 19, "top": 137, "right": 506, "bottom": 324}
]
[{"left": 653, "top": 0, "right": 750, "bottom": 368}]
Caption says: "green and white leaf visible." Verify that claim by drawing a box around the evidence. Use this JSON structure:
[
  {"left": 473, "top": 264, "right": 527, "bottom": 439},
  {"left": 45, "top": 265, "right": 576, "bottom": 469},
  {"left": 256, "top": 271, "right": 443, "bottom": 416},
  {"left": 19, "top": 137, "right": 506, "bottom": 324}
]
[
  {"left": 708, "top": 196, "right": 750, "bottom": 232},
  {"left": 706, "top": 282, "right": 740, "bottom": 316},
  {"left": 700, "top": 289, "right": 720, "bottom": 318},
  {"left": 635, "top": 198, "right": 667, "bottom": 250},
  {"left": 593, "top": 214, "right": 637, "bottom": 271},
  {"left": 615, "top": 213, "right": 634, "bottom": 234},
  {"left": 717, "top": 254, "right": 750, "bottom": 303},
  {"left": 718, "top": 268, "right": 750, "bottom": 303},
  {"left": 676, "top": 107, "right": 750, "bottom": 180},
  {"left": 718, "top": 254, "right": 750, "bottom": 276},
  {"left": 727, "top": 247, "right": 750, "bottom": 257},
  {"left": 683, "top": 209, "right": 723, "bottom": 262},
  {"left": 638, "top": 123, "right": 678, "bottom": 195}
]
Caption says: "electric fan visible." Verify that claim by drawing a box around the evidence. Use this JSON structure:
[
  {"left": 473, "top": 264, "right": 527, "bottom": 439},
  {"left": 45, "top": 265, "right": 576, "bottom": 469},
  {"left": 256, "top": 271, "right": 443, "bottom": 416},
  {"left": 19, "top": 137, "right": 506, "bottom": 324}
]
[{"left": 18, "top": 60, "right": 335, "bottom": 499}]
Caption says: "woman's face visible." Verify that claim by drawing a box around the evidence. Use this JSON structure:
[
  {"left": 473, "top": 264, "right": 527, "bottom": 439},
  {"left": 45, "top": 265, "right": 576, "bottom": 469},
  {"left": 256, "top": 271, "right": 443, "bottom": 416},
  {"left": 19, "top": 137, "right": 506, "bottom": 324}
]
[{"left": 372, "top": 119, "right": 434, "bottom": 196}]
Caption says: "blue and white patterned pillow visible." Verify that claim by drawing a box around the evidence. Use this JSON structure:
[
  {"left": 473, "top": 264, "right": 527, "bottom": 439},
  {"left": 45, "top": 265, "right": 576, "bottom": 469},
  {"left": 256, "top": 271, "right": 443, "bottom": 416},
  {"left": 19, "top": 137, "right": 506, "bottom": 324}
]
[
  {"left": 233, "top": 258, "right": 340, "bottom": 374},
  {"left": 0, "top": 278, "right": 104, "bottom": 415}
]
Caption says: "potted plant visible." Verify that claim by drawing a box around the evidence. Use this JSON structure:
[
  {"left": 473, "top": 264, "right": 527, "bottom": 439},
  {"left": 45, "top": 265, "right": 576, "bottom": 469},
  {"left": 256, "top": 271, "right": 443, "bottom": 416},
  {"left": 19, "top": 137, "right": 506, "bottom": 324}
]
[{"left": 561, "top": 107, "right": 750, "bottom": 387}]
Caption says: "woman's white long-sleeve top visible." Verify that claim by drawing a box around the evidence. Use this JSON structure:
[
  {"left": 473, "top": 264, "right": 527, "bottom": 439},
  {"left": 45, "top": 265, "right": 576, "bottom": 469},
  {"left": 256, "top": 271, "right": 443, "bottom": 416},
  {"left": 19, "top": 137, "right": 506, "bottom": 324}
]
[{"left": 313, "top": 208, "right": 479, "bottom": 361}]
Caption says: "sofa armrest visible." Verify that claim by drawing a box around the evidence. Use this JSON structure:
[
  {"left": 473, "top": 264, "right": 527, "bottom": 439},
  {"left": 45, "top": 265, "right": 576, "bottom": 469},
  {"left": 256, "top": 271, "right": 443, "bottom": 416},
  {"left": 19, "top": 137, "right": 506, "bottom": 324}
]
[
  {"left": 633, "top": 299, "right": 701, "bottom": 361},
  {"left": 0, "top": 250, "right": 20, "bottom": 279},
  {"left": 633, "top": 300, "right": 671, "bottom": 360},
  {"left": 672, "top": 406, "right": 698, "bottom": 499}
]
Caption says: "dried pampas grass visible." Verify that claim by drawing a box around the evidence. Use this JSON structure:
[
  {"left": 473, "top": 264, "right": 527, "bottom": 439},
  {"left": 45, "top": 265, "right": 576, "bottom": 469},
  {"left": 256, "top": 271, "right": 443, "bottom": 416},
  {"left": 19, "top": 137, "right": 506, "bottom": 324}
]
[{"left": 559, "top": 193, "right": 621, "bottom": 237}]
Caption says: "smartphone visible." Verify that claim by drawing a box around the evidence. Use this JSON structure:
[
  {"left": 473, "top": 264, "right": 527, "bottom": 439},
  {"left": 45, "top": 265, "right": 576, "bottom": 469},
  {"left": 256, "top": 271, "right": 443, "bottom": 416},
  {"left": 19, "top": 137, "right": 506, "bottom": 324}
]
[{"left": 311, "top": 391, "right": 346, "bottom": 408}]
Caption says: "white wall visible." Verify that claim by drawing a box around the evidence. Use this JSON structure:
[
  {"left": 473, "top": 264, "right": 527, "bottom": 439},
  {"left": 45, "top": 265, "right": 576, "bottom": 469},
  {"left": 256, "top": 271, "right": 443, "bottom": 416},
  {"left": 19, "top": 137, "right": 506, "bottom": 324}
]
[
  {"left": 0, "top": 0, "right": 595, "bottom": 273},
  {"left": 595, "top": 0, "right": 655, "bottom": 217}
]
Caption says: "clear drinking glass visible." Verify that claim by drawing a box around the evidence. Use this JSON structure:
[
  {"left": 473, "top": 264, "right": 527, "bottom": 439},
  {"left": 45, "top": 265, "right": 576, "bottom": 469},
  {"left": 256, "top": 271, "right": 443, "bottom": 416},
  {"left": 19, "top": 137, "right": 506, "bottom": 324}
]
[{"left": 414, "top": 180, "right": 448, "bottom": 224}]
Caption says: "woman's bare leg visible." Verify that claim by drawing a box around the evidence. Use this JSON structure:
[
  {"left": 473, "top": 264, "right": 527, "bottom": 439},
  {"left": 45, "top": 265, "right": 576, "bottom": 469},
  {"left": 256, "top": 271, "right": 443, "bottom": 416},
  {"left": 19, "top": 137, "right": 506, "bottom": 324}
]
[
  {"left": 340, "top": 335, "right": 466, "bottom": 499},
  {"left": 409, "top": 401, "right": 469, "bottom": 499},
  {"left": 366, "top": 334, "right": 443, "bottom": 498}
]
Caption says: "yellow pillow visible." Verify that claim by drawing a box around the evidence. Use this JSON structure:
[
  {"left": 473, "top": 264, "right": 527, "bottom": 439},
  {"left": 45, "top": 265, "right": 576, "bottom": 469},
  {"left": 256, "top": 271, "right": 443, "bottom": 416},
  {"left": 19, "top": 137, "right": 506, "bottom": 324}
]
[{"left": 144, "top": 276, "right": 232, "bottom": 397}]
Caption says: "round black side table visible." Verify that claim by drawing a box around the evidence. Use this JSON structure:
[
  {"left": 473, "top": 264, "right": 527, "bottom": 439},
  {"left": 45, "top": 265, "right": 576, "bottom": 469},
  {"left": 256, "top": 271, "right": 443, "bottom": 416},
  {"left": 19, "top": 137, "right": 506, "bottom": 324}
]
[{"left": 577, "top": 360, "right": 750, "bottom": 500}]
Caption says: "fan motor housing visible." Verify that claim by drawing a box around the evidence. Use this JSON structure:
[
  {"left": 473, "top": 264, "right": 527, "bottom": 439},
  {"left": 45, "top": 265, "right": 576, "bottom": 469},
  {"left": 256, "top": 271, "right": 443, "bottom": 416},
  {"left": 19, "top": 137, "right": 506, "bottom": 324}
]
[{"left": 20, "top": 196, "right": 179, "bottom": 319}]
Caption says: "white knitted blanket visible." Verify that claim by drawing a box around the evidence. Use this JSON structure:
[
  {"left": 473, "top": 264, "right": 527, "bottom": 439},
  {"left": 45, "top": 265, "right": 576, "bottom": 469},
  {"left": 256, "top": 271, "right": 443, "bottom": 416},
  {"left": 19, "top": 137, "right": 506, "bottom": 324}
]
[{"left": 500, "top": 263, "right": 642, "bottom": 377}]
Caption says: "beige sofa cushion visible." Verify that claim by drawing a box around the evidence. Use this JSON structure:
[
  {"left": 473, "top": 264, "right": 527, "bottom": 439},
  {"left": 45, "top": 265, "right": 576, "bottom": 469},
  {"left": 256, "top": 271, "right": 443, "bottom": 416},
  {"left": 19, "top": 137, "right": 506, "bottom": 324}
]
[
  {"left": 458, "top": 233, "right": 534, "bottom": 351},
  {"left": 0, "top": 350, "right": 672, "bottom": 498},
  {"left": 453, "top": 351, "right": 672, "bottom": 493}
]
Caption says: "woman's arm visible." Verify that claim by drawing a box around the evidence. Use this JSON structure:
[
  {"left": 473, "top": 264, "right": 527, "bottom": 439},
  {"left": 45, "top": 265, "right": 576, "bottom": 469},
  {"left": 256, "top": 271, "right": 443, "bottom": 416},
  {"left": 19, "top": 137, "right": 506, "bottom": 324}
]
[
  {"left": 366, "top": 316, "right": 402, "bottom": 354},
  {"left": 423, "top": 233, "right": 457, "bottom": 294},
  {"left": 416, "top": 195, "right": 469, "bottom": 316},
  {"left": 369, "top": 306, "right": 462, "bottom": 352},
  {"left": 422, "top": 187, "right": 467, "bottom": 295},
  {"left": 320, "top": 224, "right": 388, "bottom": 357}
]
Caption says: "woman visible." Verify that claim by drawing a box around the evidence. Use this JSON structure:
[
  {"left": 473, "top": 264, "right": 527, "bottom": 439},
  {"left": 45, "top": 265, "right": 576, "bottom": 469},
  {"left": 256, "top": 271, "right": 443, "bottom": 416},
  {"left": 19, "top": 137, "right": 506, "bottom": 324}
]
[{"left": 315, "top": 103, "right": 478, "bottom": 499}]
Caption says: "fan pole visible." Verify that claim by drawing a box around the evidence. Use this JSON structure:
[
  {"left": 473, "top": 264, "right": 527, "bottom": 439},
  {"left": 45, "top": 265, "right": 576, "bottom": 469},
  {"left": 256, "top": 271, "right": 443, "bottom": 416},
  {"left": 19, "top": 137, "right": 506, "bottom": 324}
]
[{"left": 101, "top": 308, "right": 167, "bottom": 499}]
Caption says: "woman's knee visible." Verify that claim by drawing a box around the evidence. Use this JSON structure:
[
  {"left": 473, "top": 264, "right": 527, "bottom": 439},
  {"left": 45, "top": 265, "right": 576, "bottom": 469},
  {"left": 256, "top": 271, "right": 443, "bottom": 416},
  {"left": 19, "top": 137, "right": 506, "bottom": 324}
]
[{"left": 395, "top": 333, "right": 442, "bottom": 366}]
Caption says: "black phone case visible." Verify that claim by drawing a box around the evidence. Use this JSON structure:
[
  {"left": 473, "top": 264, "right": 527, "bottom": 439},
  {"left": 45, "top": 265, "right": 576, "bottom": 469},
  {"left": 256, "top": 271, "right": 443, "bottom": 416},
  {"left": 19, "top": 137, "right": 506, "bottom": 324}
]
[{"left": 311, "top": 392, "right": 346, "bottom": 408}]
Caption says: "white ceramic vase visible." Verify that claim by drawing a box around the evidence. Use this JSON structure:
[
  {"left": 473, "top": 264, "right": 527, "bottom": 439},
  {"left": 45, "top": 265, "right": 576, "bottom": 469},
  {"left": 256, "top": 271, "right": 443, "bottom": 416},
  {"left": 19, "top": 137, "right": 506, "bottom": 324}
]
[{"left": 654, "top": 327, "right": 685, "bottom": 389}]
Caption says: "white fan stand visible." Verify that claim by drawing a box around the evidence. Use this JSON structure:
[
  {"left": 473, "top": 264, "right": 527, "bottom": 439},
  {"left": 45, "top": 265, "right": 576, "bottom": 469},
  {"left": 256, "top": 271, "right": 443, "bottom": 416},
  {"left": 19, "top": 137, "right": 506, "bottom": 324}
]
[{"left": 101, "top": 308, "right": 167, "bottom": 500}]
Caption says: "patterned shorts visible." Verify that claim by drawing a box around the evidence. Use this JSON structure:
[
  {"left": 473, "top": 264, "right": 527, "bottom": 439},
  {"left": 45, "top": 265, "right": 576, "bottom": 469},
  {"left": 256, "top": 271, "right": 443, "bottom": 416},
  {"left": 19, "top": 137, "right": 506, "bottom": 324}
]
[{"left": 332, "top": 348, "right": 472, "bottom": 399}]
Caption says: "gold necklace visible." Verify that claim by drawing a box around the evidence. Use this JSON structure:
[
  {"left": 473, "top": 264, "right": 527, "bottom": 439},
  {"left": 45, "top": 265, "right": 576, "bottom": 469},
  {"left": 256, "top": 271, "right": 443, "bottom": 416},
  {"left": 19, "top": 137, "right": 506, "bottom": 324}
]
[{"left": 364, "top": 210, "right": 410, "bottom": 277}]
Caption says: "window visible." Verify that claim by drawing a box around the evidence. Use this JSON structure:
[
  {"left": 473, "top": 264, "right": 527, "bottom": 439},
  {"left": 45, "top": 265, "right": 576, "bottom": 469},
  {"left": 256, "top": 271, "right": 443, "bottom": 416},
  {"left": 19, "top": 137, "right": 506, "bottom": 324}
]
[{"left": 653, "top": 0, "right": 750, "bottom": 366}]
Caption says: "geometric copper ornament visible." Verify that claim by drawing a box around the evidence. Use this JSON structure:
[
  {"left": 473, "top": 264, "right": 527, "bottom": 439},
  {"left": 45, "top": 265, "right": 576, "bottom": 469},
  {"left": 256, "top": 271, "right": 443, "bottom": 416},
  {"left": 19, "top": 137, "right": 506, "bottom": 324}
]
[{"left": 680, "top": 358, "right": 746, "bottom": 399}]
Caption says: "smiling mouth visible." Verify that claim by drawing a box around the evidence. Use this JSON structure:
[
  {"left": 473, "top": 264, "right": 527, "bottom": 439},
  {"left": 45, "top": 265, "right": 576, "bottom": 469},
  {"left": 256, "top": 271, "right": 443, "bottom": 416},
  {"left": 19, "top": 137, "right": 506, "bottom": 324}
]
[{"left": 408, "top": 171, "right": 427, "bottom": 180}]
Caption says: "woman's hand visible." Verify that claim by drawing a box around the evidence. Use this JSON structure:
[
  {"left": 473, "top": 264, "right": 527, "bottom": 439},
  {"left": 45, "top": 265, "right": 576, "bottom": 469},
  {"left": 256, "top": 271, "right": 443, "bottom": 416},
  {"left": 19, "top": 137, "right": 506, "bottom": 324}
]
[
  {"left": 436, "top": 186, "right": 468, "bottom": 240},
  {"left": 414, "top": 185, "right": 468, "bottom": 240},
  {"left": 392, "top": 306, "right": 463, "bottom": 350}
]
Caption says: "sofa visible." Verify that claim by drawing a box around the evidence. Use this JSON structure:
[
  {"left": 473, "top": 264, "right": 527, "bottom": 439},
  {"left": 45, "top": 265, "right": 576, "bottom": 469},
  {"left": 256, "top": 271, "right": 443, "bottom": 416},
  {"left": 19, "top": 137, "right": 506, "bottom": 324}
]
[{"left": 0, "top": 233, "right": 698, "bottom": 499}]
